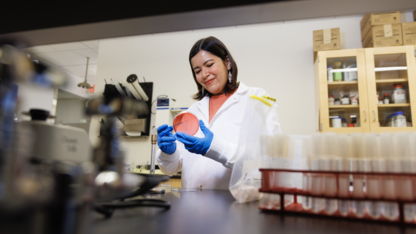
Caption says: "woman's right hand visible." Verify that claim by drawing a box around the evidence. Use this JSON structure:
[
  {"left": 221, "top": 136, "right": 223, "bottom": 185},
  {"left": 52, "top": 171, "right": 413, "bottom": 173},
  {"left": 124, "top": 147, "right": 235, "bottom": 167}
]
[{"left": 157, "top": 124, "right": 176, "bottom": 154}]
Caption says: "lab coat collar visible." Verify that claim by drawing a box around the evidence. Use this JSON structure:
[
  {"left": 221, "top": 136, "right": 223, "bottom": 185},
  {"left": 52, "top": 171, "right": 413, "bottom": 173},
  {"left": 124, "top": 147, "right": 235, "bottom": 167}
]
[{"left": 197, "top": 82, "right": 248, "bottom": 123}]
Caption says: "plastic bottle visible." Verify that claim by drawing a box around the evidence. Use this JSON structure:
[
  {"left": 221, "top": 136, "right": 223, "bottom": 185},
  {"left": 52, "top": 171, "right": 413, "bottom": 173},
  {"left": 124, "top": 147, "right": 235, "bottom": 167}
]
[
  {"left": 332, "top": 117, "right": 342, "bottom": 128},
  {"left": 328, "top": 94, "right": 335, "bottom": 105},
  {"left": 341, "top": 95, "right": 349, "bottom": 105},
  {"left": 350, "top": 133, "right": 365, "bottom": 218},
  {"left": 380, "top": 133, "right": 399, "bottom": 221},
  {"left": 392, "top": 85, "right": 406, "bottom": 104},
  {"left": 378, "top": 96, "right": 383, "bottom": 104},
  {"left": 327, "top": 66, "right": 334, "bottom": 82},
  {"left": 337, "top": 134, "right": 351, "bottom": 216},
  {"left": 333, "top": 59, "right": 342, "bottom": 82},
  {"left": 364, "top": 133, "right": 382, "bottom": 219},
  {"left": 341, "top": 118, "right": 348, "bottom": 127},
  {"left": 334, "top": 98, "right": 341, "bottom": 105},
  {"left": 351, "top": 96, "right": 358, "bottom": 105},
  {"left": 395, "top": 111, "right": 407, "bottom": 127},
  {"left": 383, "top": 93, "right": 390, "bottom": 104}
]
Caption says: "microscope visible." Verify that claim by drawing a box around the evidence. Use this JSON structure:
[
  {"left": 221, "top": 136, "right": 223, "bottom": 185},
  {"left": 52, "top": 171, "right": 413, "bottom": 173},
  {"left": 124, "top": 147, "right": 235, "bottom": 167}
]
[{"left": 0, "top": 39, "right": 169, "bottom": 234}]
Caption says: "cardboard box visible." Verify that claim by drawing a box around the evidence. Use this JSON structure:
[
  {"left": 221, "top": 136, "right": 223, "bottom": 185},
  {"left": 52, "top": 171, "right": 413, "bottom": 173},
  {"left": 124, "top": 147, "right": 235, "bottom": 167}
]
[
  {"left": 360, "top": 12, "right": 401, "bottom": 41},
  {"left": 402, "top": 22, "right": 416, "bottom": 45},
  {"left": 362, "top": 24, "right": 403, "bottom": 48},
  {"left": 313, "top": 28, "right": 341, "bottom": 52}
]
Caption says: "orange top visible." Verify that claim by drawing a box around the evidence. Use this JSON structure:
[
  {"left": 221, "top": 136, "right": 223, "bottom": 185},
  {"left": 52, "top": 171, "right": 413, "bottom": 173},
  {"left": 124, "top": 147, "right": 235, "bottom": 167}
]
[{"left": 209, "top": 89, "right": 237, "bottom": 123}]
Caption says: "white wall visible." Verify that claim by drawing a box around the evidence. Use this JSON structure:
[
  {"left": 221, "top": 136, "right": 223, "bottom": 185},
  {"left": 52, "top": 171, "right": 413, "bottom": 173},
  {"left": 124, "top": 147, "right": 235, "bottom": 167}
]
[
  {"left": 92, "top": 12, "right": 415, "bottom": 165},
  {"left": 16, "top": 82, "right": 55, "bottom": 120},
  {"left": 55, "top": 98, "right": 89, "bottom": 124}
]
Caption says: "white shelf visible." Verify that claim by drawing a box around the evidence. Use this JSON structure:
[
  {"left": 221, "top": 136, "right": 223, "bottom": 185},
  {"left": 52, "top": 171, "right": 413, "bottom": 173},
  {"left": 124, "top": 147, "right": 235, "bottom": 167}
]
[{"left": 171, "top": 107, "right": 189, "bottom": 113}]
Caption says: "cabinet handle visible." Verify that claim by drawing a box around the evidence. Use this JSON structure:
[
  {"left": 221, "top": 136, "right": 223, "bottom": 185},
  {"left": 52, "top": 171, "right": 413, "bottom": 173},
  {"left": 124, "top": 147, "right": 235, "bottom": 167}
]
[
  {"left": 373, "top": 110, "right": 376, "bottom": 122},
  {"left": 364, "top": 110, "right": 367, "bottom": 122}
]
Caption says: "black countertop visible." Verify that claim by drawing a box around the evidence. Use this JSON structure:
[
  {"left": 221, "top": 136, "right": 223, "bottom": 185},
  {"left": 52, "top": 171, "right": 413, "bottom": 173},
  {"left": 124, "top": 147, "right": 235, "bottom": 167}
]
[{"left": 94, "top": 190, "right": 416, "bottom": 234}]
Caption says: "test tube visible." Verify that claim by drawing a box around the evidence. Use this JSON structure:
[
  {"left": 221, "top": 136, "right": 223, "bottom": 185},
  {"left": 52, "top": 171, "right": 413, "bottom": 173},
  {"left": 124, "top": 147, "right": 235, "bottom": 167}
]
[
  {"left": 380, "top": 133, "right": 399, "bottom": 221},
  {"left": 323, "top": 133, "right": 338, "bottom": 215},
  {"left": 395, "top": 132, "right": 413, "bottom": 222},
  {"left": 364, "top": 133, "right": 382, "bottom": 219},
  {"left": 310, "top": 133, "right": 324, "bottom": 213},
  {"left": 337, "top": 134, "right": 351, "bottom": 216},
  {"left": 410, "top": 132, "right": 416, "bottom": 222},
  {"left": 350, "top": 133, "right": 365, "bottom": 218},
  {"left": 302, "top": 137, "right": 313, "bottom": 211}
]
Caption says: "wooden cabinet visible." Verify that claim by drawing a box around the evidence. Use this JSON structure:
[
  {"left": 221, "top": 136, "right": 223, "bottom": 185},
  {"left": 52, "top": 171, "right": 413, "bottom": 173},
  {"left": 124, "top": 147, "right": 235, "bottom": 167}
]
[{"left": 315, "top": 45, "right": 416, "bottom": 133}]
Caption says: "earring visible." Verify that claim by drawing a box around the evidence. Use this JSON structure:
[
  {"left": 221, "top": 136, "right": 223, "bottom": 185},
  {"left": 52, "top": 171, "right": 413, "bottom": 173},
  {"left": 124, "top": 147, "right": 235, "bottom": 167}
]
[
  {"left": 228, "top": 71, "right": 232, "bottom": 83},
  {"left": 202, "top": 87, "right": 204, "bottom": 93}
]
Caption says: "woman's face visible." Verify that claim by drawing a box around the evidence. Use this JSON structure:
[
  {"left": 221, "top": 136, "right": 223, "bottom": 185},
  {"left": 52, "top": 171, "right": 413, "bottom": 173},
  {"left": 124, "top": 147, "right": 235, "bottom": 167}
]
[{"left": 191, "top": 50, "right": 230, "bottom": 95}]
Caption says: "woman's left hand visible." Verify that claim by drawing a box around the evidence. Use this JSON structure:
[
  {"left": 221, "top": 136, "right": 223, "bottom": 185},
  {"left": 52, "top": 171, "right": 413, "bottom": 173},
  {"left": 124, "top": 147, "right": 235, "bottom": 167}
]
[{"left": 175, "top": 120, "right": 214, "bottom": 155}]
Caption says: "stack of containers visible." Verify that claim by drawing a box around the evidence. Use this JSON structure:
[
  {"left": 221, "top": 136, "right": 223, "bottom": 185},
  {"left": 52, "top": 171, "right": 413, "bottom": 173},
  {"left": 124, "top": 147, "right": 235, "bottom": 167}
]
[{"left": 360, "top": 12, "right": 403, "bottom": 48}]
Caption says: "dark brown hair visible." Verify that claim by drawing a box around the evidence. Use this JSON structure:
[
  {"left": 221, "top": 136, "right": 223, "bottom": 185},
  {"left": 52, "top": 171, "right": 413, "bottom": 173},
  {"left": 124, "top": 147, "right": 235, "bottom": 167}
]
[{"left": 189, "top": 36, "right": 239, "bottom": 100}]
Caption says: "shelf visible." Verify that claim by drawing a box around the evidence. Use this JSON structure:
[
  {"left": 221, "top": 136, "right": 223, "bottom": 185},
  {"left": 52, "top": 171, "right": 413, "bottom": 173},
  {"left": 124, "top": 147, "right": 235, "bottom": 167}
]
[
  {"left": 378, "top": 103, "right": 410, "bottom": 108},
  {"left": 329, "top": 68, "right": 357, "bottom": 73},
  {"left": 327, "top": 81, "right": 358, "bottom": 91},
  {"left": 327, "top": 81, "right": 358, "bottom": 85},
  {"left": 376, "top": 78, "right": 408, "bottom": 84},
  {"left": 329, "top": 105, "right": 360, "bottom": 109},
  {"left": 170, "top": 107, "right": 189, "bottom": 113}
]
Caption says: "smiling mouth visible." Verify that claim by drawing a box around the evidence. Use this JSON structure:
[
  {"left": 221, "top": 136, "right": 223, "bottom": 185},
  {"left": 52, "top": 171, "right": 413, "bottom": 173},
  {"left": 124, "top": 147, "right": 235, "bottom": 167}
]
[{"left": 205, "top": 79, "right": 214, "bottom": 85}]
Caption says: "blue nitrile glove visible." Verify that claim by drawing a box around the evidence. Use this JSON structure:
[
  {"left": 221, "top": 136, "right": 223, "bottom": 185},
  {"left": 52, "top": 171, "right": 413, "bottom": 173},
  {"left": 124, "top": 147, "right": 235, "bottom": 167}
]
[
  {"left": 175, "top": 120, "right": 214, "bottom": 155},
  {"left": 157, "top": 124, "right": 176, "bottom": 154}
]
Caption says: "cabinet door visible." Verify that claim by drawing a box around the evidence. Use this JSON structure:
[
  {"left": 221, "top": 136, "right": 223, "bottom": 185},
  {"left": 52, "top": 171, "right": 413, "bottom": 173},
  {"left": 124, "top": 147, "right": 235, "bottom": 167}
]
[
  {"left": 365, "top": 46, "right": 416, "bottom": 132},
  {"left": 316, "top": 49, "right": 370, "bottom": 133}
]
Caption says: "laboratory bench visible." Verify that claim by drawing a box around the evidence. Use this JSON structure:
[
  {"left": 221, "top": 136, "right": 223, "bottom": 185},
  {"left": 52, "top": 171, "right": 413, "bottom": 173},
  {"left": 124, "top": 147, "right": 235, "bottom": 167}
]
[{"left": 94, "top": 190, "right": 416, "bottom": 234}]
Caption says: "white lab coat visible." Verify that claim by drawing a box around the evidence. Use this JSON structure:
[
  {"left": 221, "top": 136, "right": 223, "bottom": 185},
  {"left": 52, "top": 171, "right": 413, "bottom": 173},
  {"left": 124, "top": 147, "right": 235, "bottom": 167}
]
[{"left": 157, "top": 82, "right": 282, "bottom": 190}]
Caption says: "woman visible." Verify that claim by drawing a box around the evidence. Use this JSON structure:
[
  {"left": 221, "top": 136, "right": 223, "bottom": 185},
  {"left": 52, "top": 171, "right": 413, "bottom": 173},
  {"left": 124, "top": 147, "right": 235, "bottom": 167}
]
[{"left": 157, "top": 36, "right": 281, "bottom": 190}]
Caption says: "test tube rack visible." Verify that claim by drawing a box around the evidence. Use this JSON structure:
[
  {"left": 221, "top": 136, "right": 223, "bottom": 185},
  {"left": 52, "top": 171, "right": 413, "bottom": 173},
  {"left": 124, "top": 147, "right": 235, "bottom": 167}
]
[{"left": 259, "top": 168, "right": 416, "bottom": 225}]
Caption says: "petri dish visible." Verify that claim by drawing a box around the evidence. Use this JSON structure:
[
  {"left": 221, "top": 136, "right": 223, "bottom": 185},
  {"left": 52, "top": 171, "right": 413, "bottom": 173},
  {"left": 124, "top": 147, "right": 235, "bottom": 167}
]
[{"left": 173, "top": 113, "right": 199, "bottom": 136}]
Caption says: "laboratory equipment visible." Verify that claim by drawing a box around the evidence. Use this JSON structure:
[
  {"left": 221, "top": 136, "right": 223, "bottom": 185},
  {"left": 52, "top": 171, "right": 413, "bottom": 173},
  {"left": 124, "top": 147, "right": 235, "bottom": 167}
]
[
  {"left": 259, "top": 133, "right": 416, "bottom": 225},
  {"left": 173, "top": 112, "right": 199, "bottom": 136},
  {"left": 350, "top": 133, "right": 365, "bottom": 218},
  {"left": 126, "top": 74, "right": 149, "bottom": 101}
]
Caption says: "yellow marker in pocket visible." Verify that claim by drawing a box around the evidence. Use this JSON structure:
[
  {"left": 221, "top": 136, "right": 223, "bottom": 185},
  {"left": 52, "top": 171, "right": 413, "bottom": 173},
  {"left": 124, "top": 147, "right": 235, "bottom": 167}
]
[
  {"left": 249, "top": 94, "right": 272, "bottom": 107},
  {"left": 262, "top": 95, "right": 276, "bottom": 102}
]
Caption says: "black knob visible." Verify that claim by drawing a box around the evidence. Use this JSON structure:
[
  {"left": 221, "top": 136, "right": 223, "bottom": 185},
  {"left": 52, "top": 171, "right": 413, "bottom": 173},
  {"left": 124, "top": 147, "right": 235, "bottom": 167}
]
[{"left": 29, "top": 109, "right": 50, "bottom": 121}]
